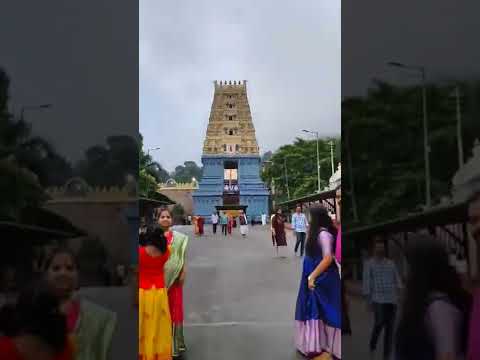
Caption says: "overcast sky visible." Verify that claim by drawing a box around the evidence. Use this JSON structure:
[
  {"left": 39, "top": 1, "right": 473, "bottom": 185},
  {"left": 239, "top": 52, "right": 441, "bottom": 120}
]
[
  {"left": 1, "top": 0, "right": 138, "bottom": 165},
  {"left": 342, "top": 0, "right": 480, "bottom": 97},
  {"left": 140, "top": 0, "right": 341, "bottom": 172}
]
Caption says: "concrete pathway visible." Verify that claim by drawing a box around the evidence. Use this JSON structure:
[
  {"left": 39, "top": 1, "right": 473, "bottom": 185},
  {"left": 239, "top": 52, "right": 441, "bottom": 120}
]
[{"left": 180, "top": 224, "right": 306, "bottom": 359}]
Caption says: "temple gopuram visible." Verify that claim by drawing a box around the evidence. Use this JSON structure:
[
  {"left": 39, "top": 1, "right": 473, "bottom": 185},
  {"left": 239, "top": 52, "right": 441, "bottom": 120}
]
[{"left": 193, "top": 81, "right": 269, "bottom": 222}]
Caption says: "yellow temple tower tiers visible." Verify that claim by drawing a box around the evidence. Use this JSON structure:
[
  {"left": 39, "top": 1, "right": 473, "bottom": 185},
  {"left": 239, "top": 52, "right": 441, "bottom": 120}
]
[
  {"left": 193, "top": 81, "right": 269, "bottom": 222},
  {"left": 202, "top": 80, "right": 259, "bottom": 156}
]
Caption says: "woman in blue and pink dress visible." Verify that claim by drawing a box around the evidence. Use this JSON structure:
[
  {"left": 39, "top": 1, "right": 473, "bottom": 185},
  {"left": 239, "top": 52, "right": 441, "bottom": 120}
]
[{"left": 294, "top": 205, "right": 341, "bottom": 359}]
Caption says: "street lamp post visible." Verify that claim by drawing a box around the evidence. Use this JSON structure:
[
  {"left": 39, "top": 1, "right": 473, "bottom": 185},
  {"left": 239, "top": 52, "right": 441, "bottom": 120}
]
[
  {"left": 302, "top": 129, "right": 321, "bottom": 193},
  {"left": 284, "top": 157, "right": 290, "bottom": 200},
  {"left": 329, "top": 140, "right": 335, "bottom": 176},
  {"left": 388, "top": 62, "right": 431, "bottom": 208}
]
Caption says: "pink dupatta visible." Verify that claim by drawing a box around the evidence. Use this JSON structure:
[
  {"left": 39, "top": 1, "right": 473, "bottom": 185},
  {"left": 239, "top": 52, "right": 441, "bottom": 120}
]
[{"left": 335, "top": 227, "right": 341, "bottom": 264}]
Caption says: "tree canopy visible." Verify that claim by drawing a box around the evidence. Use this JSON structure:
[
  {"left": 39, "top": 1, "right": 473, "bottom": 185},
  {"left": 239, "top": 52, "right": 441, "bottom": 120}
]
[
  {"left": 342, "top": 80, "right": 480, "bottom": 228},
  {"left": 261, "top": 137, "right": 341, "bottom": 204},
  {"left": 171, "top": 161, "right": 203, "bottom": 183}
]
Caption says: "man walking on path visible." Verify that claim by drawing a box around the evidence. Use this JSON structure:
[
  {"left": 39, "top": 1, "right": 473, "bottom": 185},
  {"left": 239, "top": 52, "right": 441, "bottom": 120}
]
[
  {"left": 239, "top": 210, "right": 248, "bottom": 237},
  {"left": 211, "top": 212, "right": 219, "bottom": 234},
  {"left": 261, "top": 213, "right": 267, "bottom": 226},
  {"left": 363, "top": 239, "right": 402, "bottom": 360},
  {"left": 219, "top": 212, "right": 228, "bottom": 236},
  {"left": 292, "top": 205, "right": 309, "bottom": 256}
]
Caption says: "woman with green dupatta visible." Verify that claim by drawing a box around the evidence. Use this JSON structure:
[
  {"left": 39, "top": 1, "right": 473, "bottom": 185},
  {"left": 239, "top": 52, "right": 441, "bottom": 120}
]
[
  {"left": 158, "top": 207, "right": 189, "bottom": 358},
  {"left": 43, "top": 246, "right": 117, "bottom": 360}
]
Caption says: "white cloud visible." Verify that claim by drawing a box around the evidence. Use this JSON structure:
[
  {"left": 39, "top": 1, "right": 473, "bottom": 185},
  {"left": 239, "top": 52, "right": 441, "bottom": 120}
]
[{"left": 140, "top": 0, "right": 340, "bottom": 172}]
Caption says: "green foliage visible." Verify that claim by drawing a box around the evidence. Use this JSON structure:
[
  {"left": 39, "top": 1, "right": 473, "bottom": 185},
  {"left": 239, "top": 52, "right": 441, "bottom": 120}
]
[
  {"left": 0, "top": 68, "right": 72, "bottom": 191},
  {"left": 75, "top": 135, "right": 138, "bottom": 187},
  {"left": 172, "top": 161, "right": 203, "bottom": 183},
  {"left": 139, "top": 168, "right": 158, "bottom": 198},
  {"left": 262, "top": 137, "right": 341, "bottom": 204},
  {"left": 0, "top": 158, "right": 47, "bottom": 220},
  {"left": 0, "top": 68, "right": 55, "bottom": 219},
  {"left": 342, "top": 80, "right": 480, "bottom": 228},
  {"left": 139, "top": 134, "right": 170, "bottom": 183}
]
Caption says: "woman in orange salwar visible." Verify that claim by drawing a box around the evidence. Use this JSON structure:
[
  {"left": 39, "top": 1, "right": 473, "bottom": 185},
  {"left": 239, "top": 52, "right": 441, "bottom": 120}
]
[{"left": 138, "top": 227, "right": 172, "bottom": 360}]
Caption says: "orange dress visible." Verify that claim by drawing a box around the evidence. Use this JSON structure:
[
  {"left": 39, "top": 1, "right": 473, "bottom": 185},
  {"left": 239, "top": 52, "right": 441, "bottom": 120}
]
[{"left": 138, "top": 246, "right": 172, "bottom": 360}]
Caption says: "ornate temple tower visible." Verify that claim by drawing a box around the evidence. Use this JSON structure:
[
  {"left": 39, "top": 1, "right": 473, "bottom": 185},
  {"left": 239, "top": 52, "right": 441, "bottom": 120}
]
[{"left": 193, "top": 81, "right": 269, "bottom": 222}]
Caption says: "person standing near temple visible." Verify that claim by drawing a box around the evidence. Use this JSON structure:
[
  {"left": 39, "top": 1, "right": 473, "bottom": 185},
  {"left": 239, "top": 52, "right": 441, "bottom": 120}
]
[
  {"left": 363, "top": 240, "right": 402, "bottom": 360},
  {"left": 197, "top": 216, "right": 204, "bottom": 236},
  {"left": 292, "top": 205, "right": 309, "bottom": 257},
  {"left": 294, "top": 205, "right": 341, "bottom": 359},
  {"left": 239, "top": 210, "right": 248, "bottom": 237},
  {"left": 261, "top": 212, "right": 267, "bottom": 226},
  {"left": 227, "top": 214, "right": 233, "bottom": 235},
  {"left": 220, "top": 212, "right": 228, "bottom": 236},
  {"left": 271, "top": 208, "right": 289, "bottom": 258},
  {"left": 192, "top": 216, "right": 199, "bottom": 236},
  {"left": 211, "top": 212, "right": 219, "bottom": 235},
  {"left": 159, "top": 207, "right": 189, "bottom": 358},
  {"left": 270, "top": 213, "right": 276, "bottom": 247},
  {"left": 138, "top": 227, "right": 172, "bottom": 360}
]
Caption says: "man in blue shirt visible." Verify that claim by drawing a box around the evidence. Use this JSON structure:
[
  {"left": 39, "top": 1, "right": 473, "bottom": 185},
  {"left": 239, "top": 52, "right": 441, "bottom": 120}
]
[
  {"left": 363, "top": 238, "right": 402, "bottom": 360},
  {"left": 292, "top": 205, "right": 309, "bottom": 256}
]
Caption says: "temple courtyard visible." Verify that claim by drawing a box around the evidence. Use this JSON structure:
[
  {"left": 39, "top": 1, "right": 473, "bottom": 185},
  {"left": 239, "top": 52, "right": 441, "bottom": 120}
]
[{"left": 81, "top": 224, "right": 371, "bottom": 359}]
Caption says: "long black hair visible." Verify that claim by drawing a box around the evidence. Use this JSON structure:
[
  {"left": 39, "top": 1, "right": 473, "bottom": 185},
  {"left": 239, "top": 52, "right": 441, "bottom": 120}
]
[
  {"left": 395, "top": 235, "right": 472, "bottom": 358},
  {"left": 141, "top": 226, "right": 168, "bottom": 253},
  {"left": 0, "top": 280, "right": 68, "bottom": 353},
  {"left": 305, "top": 205, "right": 337, "bottom": 258}
]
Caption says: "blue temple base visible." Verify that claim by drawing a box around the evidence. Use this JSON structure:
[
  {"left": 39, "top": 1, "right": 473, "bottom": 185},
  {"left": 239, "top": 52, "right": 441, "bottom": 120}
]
[{"left": 193, "top": 155, "right": 270, "bottom": 223}]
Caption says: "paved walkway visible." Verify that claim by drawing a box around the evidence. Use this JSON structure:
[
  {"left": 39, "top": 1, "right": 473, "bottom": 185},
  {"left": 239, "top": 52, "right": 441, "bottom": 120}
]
[
  {"left": 80, "top": 225, "right": 373, "bottom": 359},
  {"left": 179, "top": 224, "right": 306, "bottom": 359}
]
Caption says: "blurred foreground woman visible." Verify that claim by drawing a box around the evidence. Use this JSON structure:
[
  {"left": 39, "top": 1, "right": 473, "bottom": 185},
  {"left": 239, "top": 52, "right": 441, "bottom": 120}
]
[
  {"left": 395, "top": 235, "right": 471, "bottom": 360},
  {"left": 0, "top": 281, "right": 72, "bottom": 360},
  {"left": 44, "top": 247, "right": 117, "bottom": 360},
  {"left": 294, "top": 205, "right": 341, "bottom": 359}
]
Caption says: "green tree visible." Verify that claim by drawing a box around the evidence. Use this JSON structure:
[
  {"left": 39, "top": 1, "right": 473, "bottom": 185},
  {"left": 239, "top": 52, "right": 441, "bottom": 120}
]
[
  {"left": 0, "top": 68, "right": 51, "bottom": 219},
  {"left": 75, "top": 135, "right": 139, "bottom": 187},
  {"left": 262, "top": 137, "right": 341, "bottom": 204},
  {"left": 342, "top": 80, "right": 480, "bottom": 228},
  {"left": 172, "top": 161, "right": 203, "bottom": 183}
]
